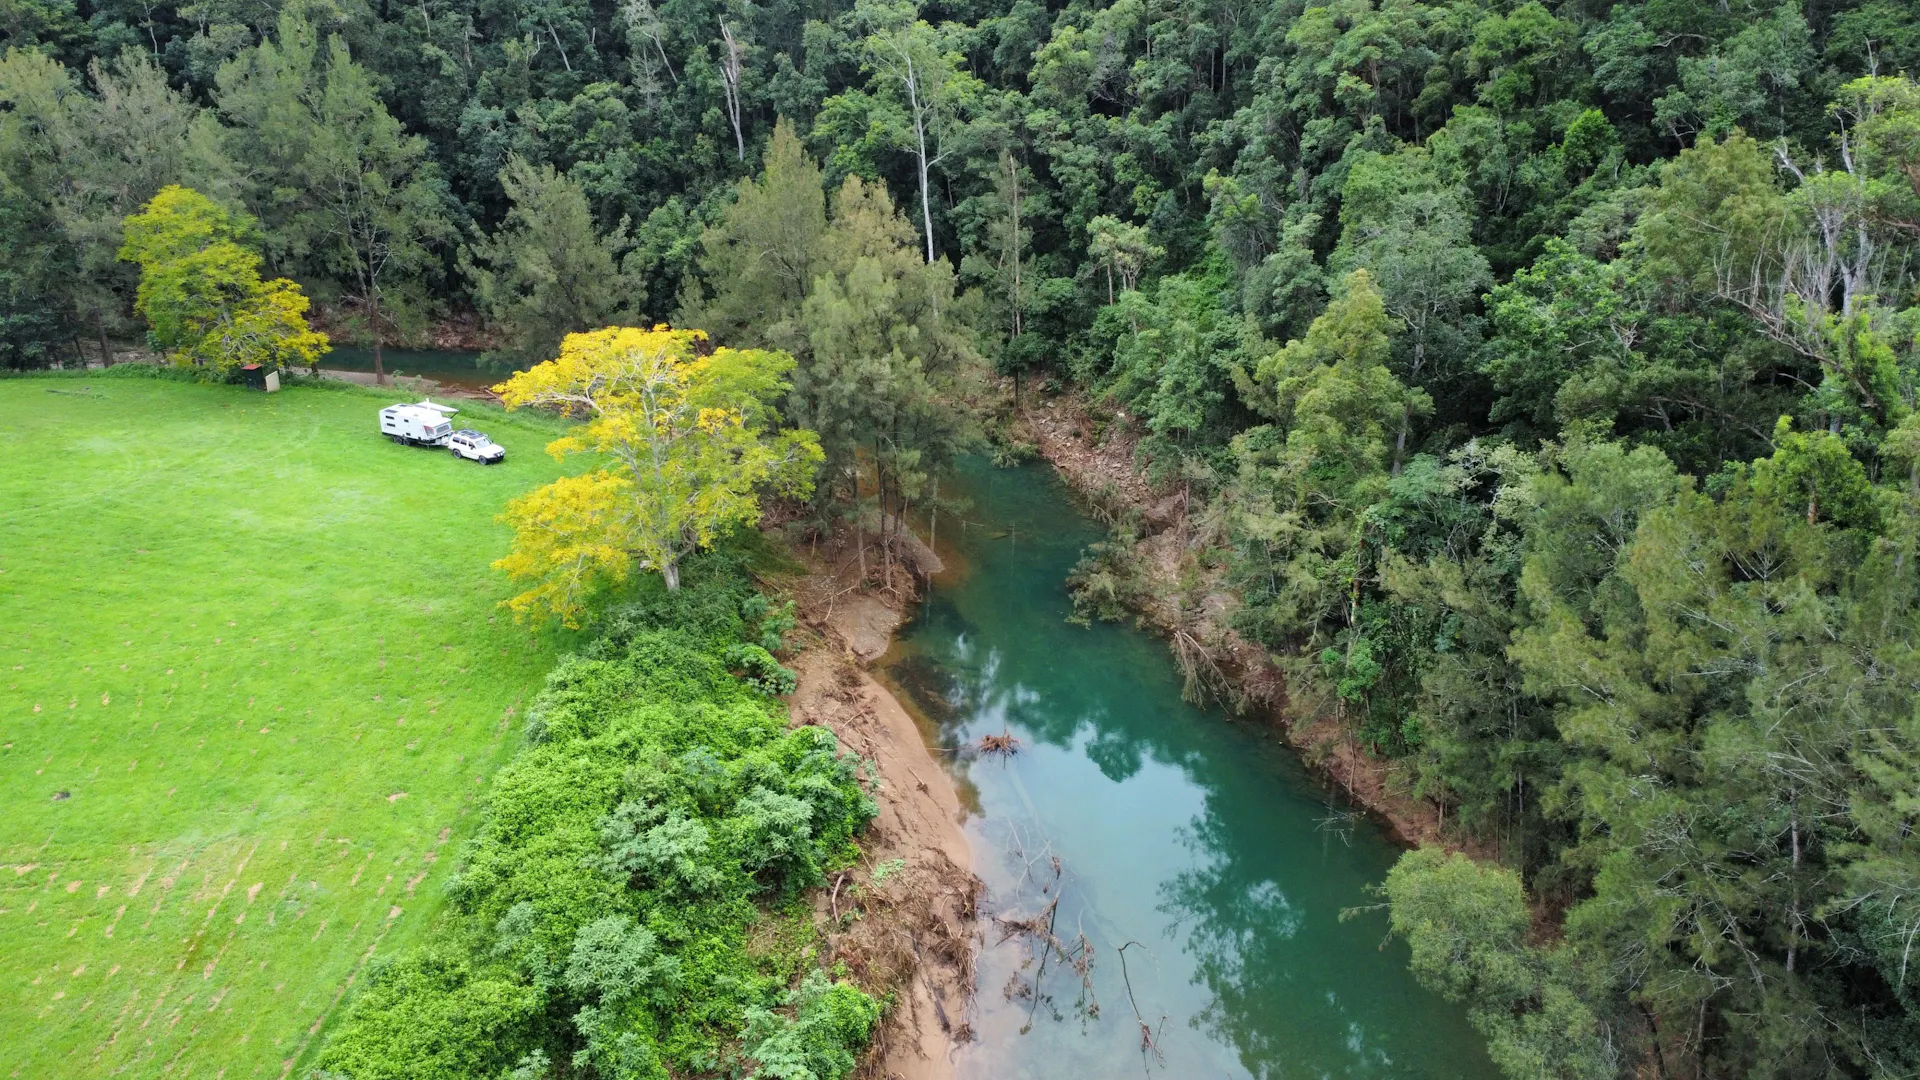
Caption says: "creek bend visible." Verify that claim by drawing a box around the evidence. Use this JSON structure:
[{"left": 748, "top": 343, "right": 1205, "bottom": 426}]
[{"left": 879, "top": 457, "right": 1497, "bottom": 1079}]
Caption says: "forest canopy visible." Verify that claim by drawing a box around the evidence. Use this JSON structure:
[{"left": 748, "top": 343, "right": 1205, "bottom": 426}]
[{"left": 6, "top": 0, "right": 1920, "bottom": 1075}]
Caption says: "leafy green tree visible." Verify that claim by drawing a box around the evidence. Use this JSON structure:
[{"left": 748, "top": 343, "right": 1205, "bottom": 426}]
[
  {"left": 684, "top": 118, "right": 826, "bottom": 352},
  {"left": 1100, "top": 262, "right": 1245, "bottom": 472},
  {"left": 117, "top": 184, "right": 329, "bottom": 376},
  {"left": 1482, "top": 238, "right": 1798, "bottom": 471},
  {"left": 795, "top": 173, "right": 973, "bottom": 567},
  {"left": 688, "top": 123, "right": 976, "bottom": 564},
  {"left": 463, "top": 154, "right": 634, "bottom": 368},
  {"left": 1381, "top": 848, "right": 1615, "bottom": 1080},
  {"left": 1503, "top": 424, "right": 1920, "bottom": 1073},
  {"left": 1637, "top": 126, "right": 1916, "bottom": 435},
  {"left": 1651, "top": 4, "right": 1816, "bottom": 142},
  {"left": 217, "top": 9, "right": 453, "bottom": 382},
  {"left": 1334, "top": 147, "right": 1489, "bottom": 468},
  {"left": 0, "top": 49, "right": 235, "bottom": 363},
  {"left": 1086, "top": 214, "right": 1161, "bottom": 303},
  {"left": 1228, "top": 271, "right": 1429, "bottom": 710},
  {"left": 0, "top": 188, "right": 75, "bottom": 368}
]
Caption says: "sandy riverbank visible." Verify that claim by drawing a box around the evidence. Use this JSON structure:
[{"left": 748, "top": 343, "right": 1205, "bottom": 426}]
[{"left": 783, "top": 547, "right": 978, "bottom": 1080}]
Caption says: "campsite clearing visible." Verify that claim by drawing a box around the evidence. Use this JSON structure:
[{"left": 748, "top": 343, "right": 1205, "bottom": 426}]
[{"left": 0, "top": 375, "right": 578, "bottom": 1077}]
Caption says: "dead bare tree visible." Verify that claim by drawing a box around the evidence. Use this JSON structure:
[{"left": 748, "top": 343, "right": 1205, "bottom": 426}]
[
  {"left": 1116, "top": 941, "right": 1168, "bottom": 1072},
  {"left": 994, "top": 897, "right": 1099, "bottom": 1030},
  {"left": 1706, "top": 141, "right": 1906, "bottom": 423},
  {"left": 717, "top": 19, "right": 746, "bottom": 162}
]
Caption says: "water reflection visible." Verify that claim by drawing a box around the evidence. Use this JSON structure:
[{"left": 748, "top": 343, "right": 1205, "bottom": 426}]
[
  {"left": 319, "top": 346, "right": 508, "bottom": 390},
  {"left": 882, "top": 459, "right": 1496, "bottom": 1080}
]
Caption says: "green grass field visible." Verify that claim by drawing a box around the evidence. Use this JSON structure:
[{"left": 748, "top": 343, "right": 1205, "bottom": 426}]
[{"left": 0, "top": 375, "right": 585, "bottom": 1077}]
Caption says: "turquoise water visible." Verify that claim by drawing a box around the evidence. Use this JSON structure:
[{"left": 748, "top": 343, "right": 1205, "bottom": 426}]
[{"left": 881, "top": 459, "right": 1497, "bottom": 1080}]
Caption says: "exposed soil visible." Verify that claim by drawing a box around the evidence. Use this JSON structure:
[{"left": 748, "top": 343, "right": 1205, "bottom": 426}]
[
  {"left": 783, "top": 536, "right": 979, "bottom": 1080},
  {"left": 305, "top": 306, "right": 497, "bottom": 352},
  {"left": 1011, "top": 383, "right": 1471, "bottom": 855}
]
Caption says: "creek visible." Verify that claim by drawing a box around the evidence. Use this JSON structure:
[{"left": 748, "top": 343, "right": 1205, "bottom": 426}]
[
  {"left": 879, "top": 457, "right": 1498, "bottom": 1080},
  {"left": 320, "top": 346, "right": 508, "bottom": 391}
]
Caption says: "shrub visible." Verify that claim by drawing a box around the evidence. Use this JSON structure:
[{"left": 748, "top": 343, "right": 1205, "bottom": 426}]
[
  {"left": 320, "top": 552, "right": 879, "bottom": 1078},
  {"left": 725, "top": 642, "right": 798, "bottom": 696},
  {"left": 312, "top": 948, "right": 542, "bottom": 1080},
  {"left": 741, "top": 970, "right": 885, "bottom": 1080}
]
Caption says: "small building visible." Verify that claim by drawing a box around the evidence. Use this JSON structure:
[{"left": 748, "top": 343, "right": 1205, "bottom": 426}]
[{"left": 237, "top": 364, "right": 281, "bottom": 392}]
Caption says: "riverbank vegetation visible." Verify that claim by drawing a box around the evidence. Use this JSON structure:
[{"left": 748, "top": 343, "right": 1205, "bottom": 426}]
[
  {"left": 299, "top": 323, "right": 889, "bottom": 1077},
  {"left": 7, "top": 0, "right": 1920, "bottom": 1072},
  {"left": 315, "top": 552, "right": 885, "bottom": 1080}
]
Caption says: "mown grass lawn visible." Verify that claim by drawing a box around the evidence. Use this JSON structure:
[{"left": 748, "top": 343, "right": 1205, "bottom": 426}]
[{"left": 0, "top": 375, "right": 585, "bottom": 1077}]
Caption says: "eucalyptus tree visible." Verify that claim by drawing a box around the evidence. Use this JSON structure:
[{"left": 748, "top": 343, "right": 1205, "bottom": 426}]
[{"left": 856, "top": 0, "right": 977, "bottom": 264}]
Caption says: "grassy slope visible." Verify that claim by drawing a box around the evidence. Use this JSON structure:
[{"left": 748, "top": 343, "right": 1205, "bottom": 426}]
[{"left": 0, "top": 376, "right": 582, "bottom": 1077}]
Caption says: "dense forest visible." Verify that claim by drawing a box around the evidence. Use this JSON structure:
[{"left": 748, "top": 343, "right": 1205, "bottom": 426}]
[{"left": 6, "top": 0, "right": 1920, "bottom": 1075}]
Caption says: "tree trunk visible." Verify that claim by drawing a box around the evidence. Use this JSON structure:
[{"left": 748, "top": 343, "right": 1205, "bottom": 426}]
[
  {"left": 662, "top": 558, "right": 681, "bottom": 592},
  {"left": 1787, "top": 806, "right": 1802, "bottom": 974},
  {"left": 95, "top": 306, "right": 114, "bottom": 367},
  {"left": 718, "top": 20, "right": 746, "bottom": 162},
  {"left": 1006, "top": 155, "right": 1023, "bottom": 336},
  {"left": 370, "top": 293, "right": 387, "bottom": 385},
  {"left": 1392, "top": 336, "right": 1424, "bottom": 475},
  {"left": 916, "top": 143, "right": 935, "bottom": 264},
  {"left": 906, "top": 55, "right": 936, "bottom": 265}
]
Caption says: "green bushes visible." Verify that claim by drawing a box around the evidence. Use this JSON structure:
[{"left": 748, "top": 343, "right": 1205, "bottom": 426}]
[
  {"left": 741, "top": 971, "right": 886, "bottom": 1080},
  {"left": 315, "top": 556, "right": 881, "bottom": 1080},
  {"left": 725, "top": 643, "right": 799, "bottom": 697},
  {"left": 312, "top": 950, "right": 544, "bottom": 1080}
]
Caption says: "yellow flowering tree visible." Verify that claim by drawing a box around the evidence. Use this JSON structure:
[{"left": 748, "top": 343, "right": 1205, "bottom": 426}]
[
  {"left": 493, "top": 325, "right": 823, "bottom": 624},
  {"left": 117, "top": 185, "right": 329, "bottom": 376}
]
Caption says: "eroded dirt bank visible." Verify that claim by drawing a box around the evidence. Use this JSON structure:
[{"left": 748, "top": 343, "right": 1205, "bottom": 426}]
[{"left": 783, "top": 545, "right": 978, "bottom": 1080}]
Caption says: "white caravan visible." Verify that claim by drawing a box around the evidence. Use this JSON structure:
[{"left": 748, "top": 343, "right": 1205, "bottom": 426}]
[{"left": 378, "top": 400, "right": 459, "bottom": 446}]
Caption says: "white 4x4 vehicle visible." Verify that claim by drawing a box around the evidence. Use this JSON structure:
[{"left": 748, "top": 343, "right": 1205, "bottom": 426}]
[{"left": 447, "top": 429, "right": 505, "bottom": 464}]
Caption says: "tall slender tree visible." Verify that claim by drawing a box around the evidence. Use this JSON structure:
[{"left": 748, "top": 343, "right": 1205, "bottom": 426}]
[
  {"left": 858, "top": 0, "right": 975, "bottom": 264},
  {"left": 218, "top": 10, "right": 452, "bottom": 383},
  {"left": 463, "top": 155, "right": 633, "bottom": 368}
]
